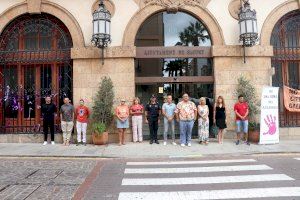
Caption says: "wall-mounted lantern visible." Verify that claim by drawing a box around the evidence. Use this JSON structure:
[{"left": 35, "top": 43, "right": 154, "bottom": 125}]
[
  {"left": 91, "top": 0, "right": 111, "bottom": 65},
  {"left": 238, "top": 0, "right": 258, "bottom": 63}
]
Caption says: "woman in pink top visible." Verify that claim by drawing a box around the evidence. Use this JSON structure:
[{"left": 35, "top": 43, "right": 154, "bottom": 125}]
[
  {"left": 130, "top": 97, "right": 144, "bottom": 143},
  {"left": 115, "top": 99, "right": 129, "bottom": 146}
]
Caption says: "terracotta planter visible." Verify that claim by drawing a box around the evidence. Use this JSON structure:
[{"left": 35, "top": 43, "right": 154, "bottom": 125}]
[
  {"left": 92, "top": 131, "right": 108, "bottom": 145},
  {"left": 248, "top": 129, "right": 260, "bottom": 143}
]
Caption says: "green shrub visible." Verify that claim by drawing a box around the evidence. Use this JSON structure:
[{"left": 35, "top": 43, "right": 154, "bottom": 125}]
[
  {"left": 92, "top": 77, "right": 114, "bottom": 135},
  {"left": 93, "top": 122, "right": 106, "bottom": 134},
  {"left": 249, "top": 122, "right": 260, "bottom": 131},
  {"left": 235, "top": 75, "right": 260, "bottom": 121}
]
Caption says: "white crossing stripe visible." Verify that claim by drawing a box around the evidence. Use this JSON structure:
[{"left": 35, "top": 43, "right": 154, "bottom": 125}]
[
  {"left": 122, "top": 174, "right": 294, "bottom": 185},
  {"left": 118, "top": 187, "right": 300, "bottom": 200},
  {"left": 124, "top": 164, "right": 272, "bottom": 174},
  {"left": 295, "top": 158, "right": 300, "bottom": 160},
  {"left": 126, "top": 159, "right": 256, "bottom": 166}
]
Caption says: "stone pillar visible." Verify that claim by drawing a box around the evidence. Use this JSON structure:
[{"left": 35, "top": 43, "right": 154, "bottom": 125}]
[
  {"left": 212, "top": 45, "right": 273, "bottom": 131},
  {"left": 71, "top": 46, "right": 136, "bottom": 142}
]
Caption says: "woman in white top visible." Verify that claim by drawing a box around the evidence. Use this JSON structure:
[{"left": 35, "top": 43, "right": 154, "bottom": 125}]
[{"left": 198, "top": 97, "right": 209, "bottom": 145}]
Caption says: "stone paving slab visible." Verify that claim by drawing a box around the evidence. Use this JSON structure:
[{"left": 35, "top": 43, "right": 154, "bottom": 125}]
[
  {"left": 18, "top": 169, "right": 63, "bottom": 185},
  {"left": 52, "top": 170, "right": 93, "bottom": 185},
  {"left": 0, "top": 185, "right": 40, "bottom": 200},
  {"left": 0, "top": 185, "right": 8, "bottom": 191},
  {"left": 27, "top": 185, "right": 79, "bottom": 200},
  {"left": 0, "top": 159, "right": 98, "bottom": 200},
  {"left": 0, "top": 169, "right": 37, "bottom": 184},
  {"left": 0, "top": 159, "right": 97, "bottom": 170},
  {"left": 0, "top": 139, "right": 299, "bottom": 158}
]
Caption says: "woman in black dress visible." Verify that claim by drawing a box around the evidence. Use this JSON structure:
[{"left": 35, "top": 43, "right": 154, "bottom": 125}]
[{"left": 214, "top": 96, "right": 227, "bottom": 144}]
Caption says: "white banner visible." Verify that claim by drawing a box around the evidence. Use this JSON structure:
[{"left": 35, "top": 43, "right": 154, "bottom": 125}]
[{"left": 259, "top": 87, "right": 280, "bottom": 144}]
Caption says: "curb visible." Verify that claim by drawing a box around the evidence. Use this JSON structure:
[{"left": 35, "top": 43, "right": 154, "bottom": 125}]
[{"left": 0, "top": 151, "right": 300, "bottom": 159}]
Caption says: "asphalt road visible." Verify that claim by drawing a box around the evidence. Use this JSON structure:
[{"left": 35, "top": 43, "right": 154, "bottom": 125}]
[{"left": 0, "top": 155, "right": 300, "bottom": 200}]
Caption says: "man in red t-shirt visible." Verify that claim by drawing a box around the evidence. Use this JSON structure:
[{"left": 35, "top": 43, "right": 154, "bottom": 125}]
[
  {"left": 75, "top": 99, "right": 90, "bottom": 146},
  {"left": 234, "top": 95, "right": 250, "bottom": 145}
]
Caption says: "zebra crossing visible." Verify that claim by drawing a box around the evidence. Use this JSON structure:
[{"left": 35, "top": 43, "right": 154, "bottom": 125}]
[
  {"left": 118, "top": 158, "right": 300, "bottom": 200},
  {"left": 295, "top": 158, "right": 300, "bottom": 161}
]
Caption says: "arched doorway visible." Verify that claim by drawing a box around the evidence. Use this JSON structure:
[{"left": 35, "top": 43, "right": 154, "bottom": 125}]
[
  {"left": 0, "top": 13, "right": 73, "bottom": 133},
  {"left": 135, "top": 11, "right": 214, "bottom": 138},
  {"left": 271, "top": 10, "right": 300, "bottom": 127}
]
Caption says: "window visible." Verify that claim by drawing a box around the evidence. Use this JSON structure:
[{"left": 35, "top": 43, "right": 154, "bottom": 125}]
[
  {"left": 271, "top": 10, "right": 300, "bottom": 127},
  {"left": 0, "top": 14, "right": 73, "bottom": 133}
]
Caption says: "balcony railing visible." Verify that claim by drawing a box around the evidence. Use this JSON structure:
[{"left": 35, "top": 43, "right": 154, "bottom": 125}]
[{"left": 0, "top": 49, "right": 71, "bottom": 64}]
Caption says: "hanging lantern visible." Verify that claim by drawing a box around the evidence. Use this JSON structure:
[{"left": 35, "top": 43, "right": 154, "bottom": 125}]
[
  {"left": 238, "top": 0, "right": 258, "bottom": 62},
  {"left": 91, "top": 0, "right": 111, "bottom": 64}
]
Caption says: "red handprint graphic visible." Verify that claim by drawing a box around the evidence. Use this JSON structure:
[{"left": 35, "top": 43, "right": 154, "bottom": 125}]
[{"left": 263, "top": 115, "right": 277, "bottom": 135}]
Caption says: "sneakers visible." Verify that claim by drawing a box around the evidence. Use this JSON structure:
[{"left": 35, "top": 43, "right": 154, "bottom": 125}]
[
  {"left": 235, "top": 140, "right": 240, "bottom": 145},
  {"left": 163, "top": 141, "right": 167, "bottom": 146},
  {"left": 187, "top": 143, "right": 192, "bottom": 147},
  {"left": 43, "top": 141, "right": 55, "bottom": 145},
  {"left": 155, "top": 140, "right": 159, "bottom": 144},
  {"left": 83, "top": 142, "right": 87, "bottom": 146},
  {"left": 180, "top": 143, "right": 185, "bottom": 147},
  {"left": 150, "top": 140, "right": 153, "bottom": 144}
]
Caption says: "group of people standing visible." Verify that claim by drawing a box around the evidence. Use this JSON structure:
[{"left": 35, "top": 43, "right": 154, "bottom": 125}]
[
  {"left": 115, "top": 93, "right": 233, "bottom": 147},
  {"left": 41, "top": 96, "right": 89, "bottom": 146},
  {"left": 41, "top": 92, "right": 250, "bottom": 147}
]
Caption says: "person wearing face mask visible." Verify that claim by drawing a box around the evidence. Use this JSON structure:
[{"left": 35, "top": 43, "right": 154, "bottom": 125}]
[
  {"left": 75, "top": 99, "right": 90, "bottom": 146},
  {"left": 41, "top": 96, "right": 57, "bottom": 145}
]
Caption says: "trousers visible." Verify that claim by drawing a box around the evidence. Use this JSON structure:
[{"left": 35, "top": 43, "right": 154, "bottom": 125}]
[
  {"left": 43, "top": 119, "right": 55, "bottom": 141},
  {"left": 148, "top": 118, "right": 158, "bottom": 141},
  {"left": 61, "top": 121, "right": 74, "bottom": 141},
  {"left": 132, "top": 115, "right": 143, "bottom": 142},
  {"left": 76, "top": 121, "right": 87, "bottom": 143}
]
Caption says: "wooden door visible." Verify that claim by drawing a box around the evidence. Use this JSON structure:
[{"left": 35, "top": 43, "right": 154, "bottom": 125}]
[{"left": 0, "top": 14, "right": 73, "bottom": 133}]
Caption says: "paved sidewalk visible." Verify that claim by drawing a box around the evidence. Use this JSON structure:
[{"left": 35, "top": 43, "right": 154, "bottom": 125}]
[{"left": 0, "top": 139, "right": 299, "bottom": 158}]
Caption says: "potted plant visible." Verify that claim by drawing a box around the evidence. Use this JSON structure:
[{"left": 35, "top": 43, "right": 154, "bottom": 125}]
[
  {"left": 248, "top": 122, "right": 260, "bottom": 143},
  {"left": 235, "top": 76, "right": 260, "bottom": 143},
  {"left": 91, "top": 77, "right": 114, "bottom": 145},
  {"left": 91, "top": 122, "right": 108, "bottom": 145}
]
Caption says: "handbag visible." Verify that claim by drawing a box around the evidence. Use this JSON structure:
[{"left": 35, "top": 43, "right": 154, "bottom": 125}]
[{"left": 211, "top": 124, "right": 219, "bottom": 137}]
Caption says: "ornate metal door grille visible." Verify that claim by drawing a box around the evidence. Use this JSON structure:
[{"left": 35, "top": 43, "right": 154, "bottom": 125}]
[
  {"left": 271, "top": 10, "right": 300, "bottom": 127},
  {"left": 0, "top": 14, "right": 73, "bottom": 133}
]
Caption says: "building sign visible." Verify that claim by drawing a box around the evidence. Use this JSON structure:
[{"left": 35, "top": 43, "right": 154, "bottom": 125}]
[
  {"left": 158, "top": 87, "right": 164, "bottom": 94},
  {"left": 136, "top": 46, "right": 212, "bottom": 58},
  {"left": 259, "top": 87, "right": 279, "bottom": 145},
  {"left": 283, "top": 85, "right": 300, "bottom": 112}
]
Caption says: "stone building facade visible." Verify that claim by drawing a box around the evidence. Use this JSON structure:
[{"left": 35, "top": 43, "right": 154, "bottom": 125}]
[{"left": 0, "top": 0, "right": 299, "bottom": 142}]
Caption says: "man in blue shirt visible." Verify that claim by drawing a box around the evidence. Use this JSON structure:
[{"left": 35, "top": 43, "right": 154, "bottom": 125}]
[
  {"left": 162, "top": 95, "right": 177, "bottom": 146},
  {"left": 145, "top": 95, "right": 161, "bottom": 144}
]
